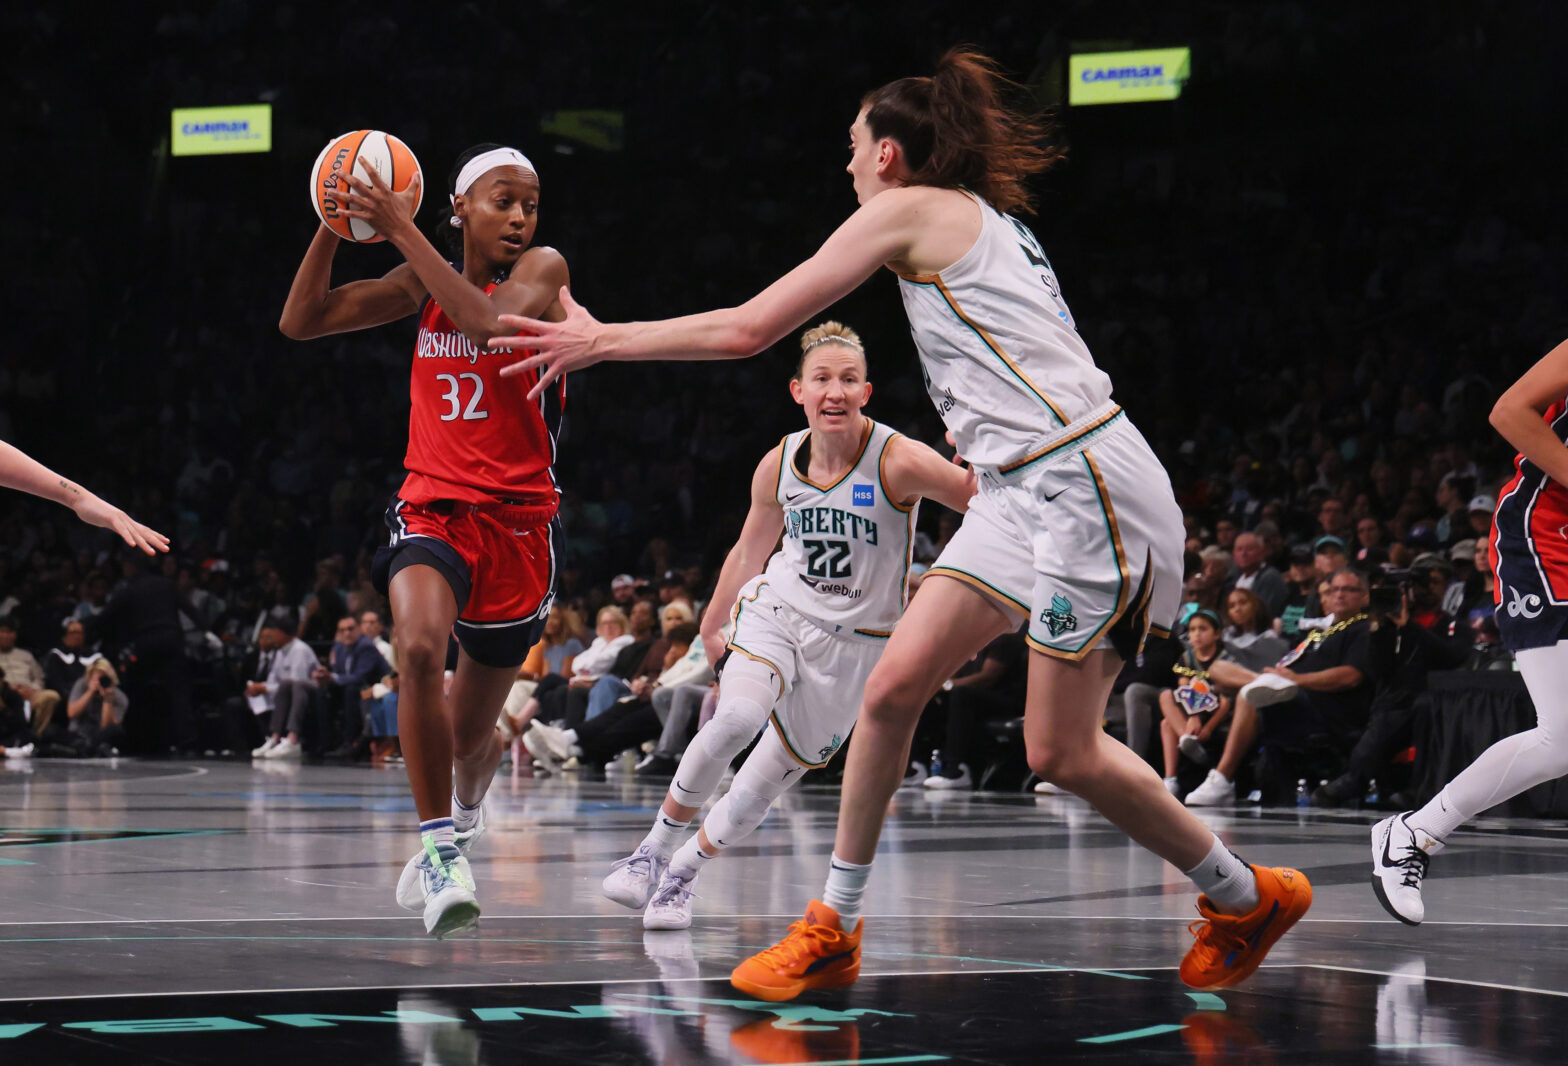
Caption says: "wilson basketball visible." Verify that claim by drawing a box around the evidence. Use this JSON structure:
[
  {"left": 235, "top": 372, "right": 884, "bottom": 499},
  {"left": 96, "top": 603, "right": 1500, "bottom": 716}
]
[{"left": 309, "top": 130, "right": 422, "bottom": 243}]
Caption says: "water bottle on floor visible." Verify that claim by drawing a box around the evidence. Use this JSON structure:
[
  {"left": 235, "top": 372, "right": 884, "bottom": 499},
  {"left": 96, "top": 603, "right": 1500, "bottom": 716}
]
[
  {"left": 930, "top": 749, "right": 944, "bottom": 778},
  {"left": 1295, "top": 778, "right": 1309, "bottom": 807}
]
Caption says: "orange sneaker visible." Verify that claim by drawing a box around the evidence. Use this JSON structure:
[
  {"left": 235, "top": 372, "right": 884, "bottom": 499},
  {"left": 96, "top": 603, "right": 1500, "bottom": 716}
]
[
  {"left": 1180, "top": 865, "right": 1312, "bottom": 990},
  {"left": 730, "top": 900, "right": 862, "bottom": 1002}
]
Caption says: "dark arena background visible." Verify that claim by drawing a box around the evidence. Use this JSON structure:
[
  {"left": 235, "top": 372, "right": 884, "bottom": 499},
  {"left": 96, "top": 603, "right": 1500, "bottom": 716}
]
[{"left": 4, "top": 2, "right": 1568, "bottom": 1063}]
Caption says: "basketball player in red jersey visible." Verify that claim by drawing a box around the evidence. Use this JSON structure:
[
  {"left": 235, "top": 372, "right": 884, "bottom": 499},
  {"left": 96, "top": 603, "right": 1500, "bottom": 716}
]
[
  {"left": 280, "top": 143, "right": 569, "bottom": 936},
  {"left": 1372, "top": 335, "right": 1568, "bottom": 924}
]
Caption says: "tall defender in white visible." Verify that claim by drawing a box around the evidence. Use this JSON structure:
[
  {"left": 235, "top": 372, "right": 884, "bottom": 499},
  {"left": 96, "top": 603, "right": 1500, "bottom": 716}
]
[
  {"left": 491, "top": 47, "right": 1312, "bottom": 998},
  {"left": 601, "top": 321, "right": 975, "bottom": 930}
]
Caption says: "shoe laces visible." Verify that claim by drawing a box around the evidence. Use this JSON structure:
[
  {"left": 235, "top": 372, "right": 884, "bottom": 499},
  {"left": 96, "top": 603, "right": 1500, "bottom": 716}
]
[
  {"left": 1392, "top": 843, "right": 1430, "bottom": 889},
  {"left": 1186, "top": 910, "right": 1245, "bottom": 968},
  {"left": 650, "top": 875, "right": 695, "bottom": 909},
  {"left": 422, "top": 842, "right": 473, "bottom": 892},
  {"left": 609, "top": 846, "right": 659, "bottom": 879},
  {"left": 754, "top": 918, "right": 845, "bottom": 969}
]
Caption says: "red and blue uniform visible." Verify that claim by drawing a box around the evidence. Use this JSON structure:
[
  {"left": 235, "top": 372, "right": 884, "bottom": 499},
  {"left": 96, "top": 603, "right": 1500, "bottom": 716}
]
[
  {"left": 373, "top": 280, "right": 565, "bottom": 667},
  {"left": 1491, "top": 398, "right": 1568, "bottom": 651}
]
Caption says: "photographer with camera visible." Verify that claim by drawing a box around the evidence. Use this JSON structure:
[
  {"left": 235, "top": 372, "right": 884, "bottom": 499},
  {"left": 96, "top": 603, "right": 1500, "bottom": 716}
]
[
  {"left": 1312, "top": 556, "right": 1471, "bottom": 806},
  {"left": 65, "top": 659, "right": 130, "bottom": 756}
]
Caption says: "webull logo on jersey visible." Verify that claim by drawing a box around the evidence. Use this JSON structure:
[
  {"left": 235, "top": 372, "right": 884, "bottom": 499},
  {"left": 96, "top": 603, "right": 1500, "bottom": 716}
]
[
  {"left": 1041, "top": 594, "right": 1078, "bottom": 638},
  {"left": 784, "top": 506, "right": 879, "bottom": 545},
  {"left": 852, "top": 484, "right": 874, "bottom": 507}
]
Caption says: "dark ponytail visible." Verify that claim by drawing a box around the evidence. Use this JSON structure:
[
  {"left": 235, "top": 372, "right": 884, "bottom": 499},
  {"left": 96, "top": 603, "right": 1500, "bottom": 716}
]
[{"left": 861, "top": 47, "right": 1063, "bottom": 215}]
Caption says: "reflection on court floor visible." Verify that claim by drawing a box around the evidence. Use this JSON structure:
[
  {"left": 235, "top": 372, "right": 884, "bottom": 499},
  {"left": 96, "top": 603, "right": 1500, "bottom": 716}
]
[{"left": 2, "top": 759, "right": 1565, "bottom": 1063}]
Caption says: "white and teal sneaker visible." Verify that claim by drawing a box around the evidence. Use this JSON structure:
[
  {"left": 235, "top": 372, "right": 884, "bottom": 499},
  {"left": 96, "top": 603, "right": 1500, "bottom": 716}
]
[
  {"left": 409, "top": 839, "right": 479, "bottom": 937},
  {"left": 397, "top": 804, "right": 487, "bottom": 911}
]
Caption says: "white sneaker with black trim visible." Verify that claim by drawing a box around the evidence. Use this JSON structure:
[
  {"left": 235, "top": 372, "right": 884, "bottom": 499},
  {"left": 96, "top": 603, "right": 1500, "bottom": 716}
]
[
  {"left": 603, "top": 843, "right": 669, "bottom": 910},
  {"left": 251, "top": 736, "right": 278, "bottom": 758},
  {"left": 1371, "top": 812, "right": 1443, "bottom": 925}
]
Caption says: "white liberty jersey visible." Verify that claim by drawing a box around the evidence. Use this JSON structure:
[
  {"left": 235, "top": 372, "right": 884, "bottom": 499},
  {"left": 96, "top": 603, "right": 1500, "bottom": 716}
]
[
  {"left": 897, "top": 193, "right": 1118, "bottom": 476},
  {"left": 763, "top": 418, "right": 918, "bottom": 640}
]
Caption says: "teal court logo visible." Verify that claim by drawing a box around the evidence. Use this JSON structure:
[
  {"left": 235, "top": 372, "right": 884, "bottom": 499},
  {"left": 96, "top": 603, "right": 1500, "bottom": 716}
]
[
  {"left": 0, "top": 993, "right": 909, "bottom": 1042},
  {"left": 1041, "top": 593, "right": 1078, "bottom": 638}
]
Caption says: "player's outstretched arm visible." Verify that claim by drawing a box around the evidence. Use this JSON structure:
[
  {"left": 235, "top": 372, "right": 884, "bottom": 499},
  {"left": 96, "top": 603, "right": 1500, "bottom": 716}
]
[
  {"left": 0, "top": 440, "right": 169, "bottom": 555},
  {"left": 279, "top": 222, "right": 426, "bottom": 340},
  {"left": 698, "top": 445, "right": 788, "bottom": 669},
  {"left": 1492, "top": 335, "right": 1568, "bottom": 488},
  {"left": 489, "top": 189, "right": 922, "bottom": 399},
  {"left": 880, "top": 434, "right": 978, "bottom": 515}
]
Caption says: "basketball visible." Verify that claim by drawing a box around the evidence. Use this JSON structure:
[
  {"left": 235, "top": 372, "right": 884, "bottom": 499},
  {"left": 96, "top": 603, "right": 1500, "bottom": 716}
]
[{"left": 309, "top": 130, "right": 422, "bottom": 243}]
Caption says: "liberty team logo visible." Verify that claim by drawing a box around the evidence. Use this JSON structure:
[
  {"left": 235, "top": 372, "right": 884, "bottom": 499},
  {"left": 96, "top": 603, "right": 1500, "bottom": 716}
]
[
  {"left": 1041, "top": 593, "right": 1078, "bottom": 638},
  {"left": 817, "top": 734, "right": 844, "bottom": 762}
]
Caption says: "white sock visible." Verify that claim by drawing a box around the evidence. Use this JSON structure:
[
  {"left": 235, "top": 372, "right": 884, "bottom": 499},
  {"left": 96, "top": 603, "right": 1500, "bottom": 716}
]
[
  {"left": 452, "top": 792, "right": 481, "bottom": 833},
  {"left": 641, "top": 813, "right": 691, "bottom": 859},
  {"left": 562, "top": 728, "right": 578, "bottom": 745},
  {"left": 420, "top": 817, "right": 455, "bottom": 851},
  {"left": 1184, "top": 834, "right": 1260, "bottom": 914},
  {"left": 668, "top": 835, "right": 718, "bottom": 882},
  {"left": 821, "top": 853, "right": 872, "bottom": 927},
  {"left": 1406, "top": 787, "right": 1463, "bottom": 848}
]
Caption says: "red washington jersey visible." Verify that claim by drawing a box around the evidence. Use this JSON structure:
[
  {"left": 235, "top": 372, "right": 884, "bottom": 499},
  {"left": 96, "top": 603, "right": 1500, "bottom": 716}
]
[
  {"left": 1491, "top": 397, "right": 1568, "bottom": 650},
  {"left": 399, "top": 281, "right": 564, "bottom": 507}
]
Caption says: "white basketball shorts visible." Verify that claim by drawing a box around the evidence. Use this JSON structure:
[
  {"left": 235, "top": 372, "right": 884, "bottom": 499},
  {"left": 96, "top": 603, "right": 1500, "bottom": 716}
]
[
  {"left": 726, "top": 577, "right": 884, "bottom": 768},
  {"left": 928, "top": 412, "right": 1183, "bottom": 660}
]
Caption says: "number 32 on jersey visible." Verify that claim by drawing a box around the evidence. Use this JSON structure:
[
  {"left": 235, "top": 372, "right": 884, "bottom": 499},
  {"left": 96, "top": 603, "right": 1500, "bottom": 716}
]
[{"left": 435, "top": 372, "right": 489, "bottom": 422}]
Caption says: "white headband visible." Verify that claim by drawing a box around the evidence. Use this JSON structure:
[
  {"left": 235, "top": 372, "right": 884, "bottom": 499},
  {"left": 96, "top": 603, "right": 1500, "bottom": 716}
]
[
  {"left": 802, "top": 334, "right": 864, "bottom": 356},
  {"left": 449, "top": 147, "right": 538, "bottom": 227}
]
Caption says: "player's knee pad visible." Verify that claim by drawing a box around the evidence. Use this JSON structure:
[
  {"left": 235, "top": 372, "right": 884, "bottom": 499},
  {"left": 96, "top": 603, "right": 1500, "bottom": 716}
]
[
  {"left": 702, "top": 784, "right": 775, "bottom": 850},
  {"left": 699, "top": 661, "right": 777, "bottom": 761}
]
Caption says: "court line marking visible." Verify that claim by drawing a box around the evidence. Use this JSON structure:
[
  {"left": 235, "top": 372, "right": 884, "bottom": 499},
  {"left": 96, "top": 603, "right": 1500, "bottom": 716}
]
[
  {"left": 4, "top": 955, "right": 1567, "bottom": 1003},
  {"left": 1082, "top": 963, "right": 1568, "bottom": 1000},
  {"left": 0, "top": 967, "right": 1098, "bottom": 1003},
  {"left": 1293, "top": 963, "right": 1568, "bottom": 1000},
  {"left": 7, "top": 913, "right": 1568, "bottom": 927}
]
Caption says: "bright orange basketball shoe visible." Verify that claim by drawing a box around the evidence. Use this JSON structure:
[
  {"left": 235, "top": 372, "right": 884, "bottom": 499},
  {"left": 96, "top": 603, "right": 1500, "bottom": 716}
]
[
  {"left": 1180, "top": 865, "right": 1312, "bottom": 990},
  {"left": 730, "top": 900, "right": 862, "bottom": 1002}
]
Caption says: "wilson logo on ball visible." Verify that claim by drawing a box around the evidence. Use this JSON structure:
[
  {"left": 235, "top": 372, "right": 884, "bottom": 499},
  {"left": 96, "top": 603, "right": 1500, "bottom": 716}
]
[{"left": 309, "top": 130, "right": 422, "bottom": 243}]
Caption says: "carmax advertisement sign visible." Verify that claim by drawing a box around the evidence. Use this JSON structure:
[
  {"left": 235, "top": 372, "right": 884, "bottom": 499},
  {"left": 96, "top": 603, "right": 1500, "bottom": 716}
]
[
  {"left": 1069, "top": 48, "right": 1191, "bottom": 106},
  {"left": 171, "top": 105, "right": 272, "bottom": 156}
]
